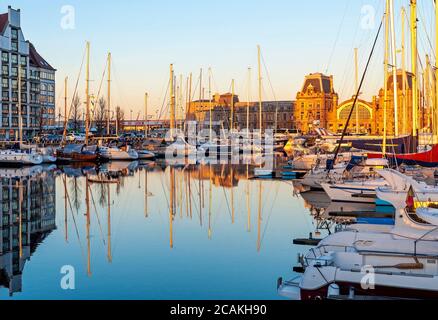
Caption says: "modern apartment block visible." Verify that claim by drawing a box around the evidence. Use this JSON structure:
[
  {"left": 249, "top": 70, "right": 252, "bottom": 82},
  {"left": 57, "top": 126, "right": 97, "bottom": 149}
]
[{"left": 0, "top": 6, "right": 56, "bottom": 140}]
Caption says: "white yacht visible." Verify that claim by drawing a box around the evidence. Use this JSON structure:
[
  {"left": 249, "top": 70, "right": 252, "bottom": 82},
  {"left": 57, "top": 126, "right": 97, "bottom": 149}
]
[
  {"left": 0, "top": 149, "right": 43, "bottom": 166},
  {"left": 99, "top": 145, "right": 139, "bottom": 161},
  {"left": 278, "top": 180, "right": 438, "bottom": 300}
]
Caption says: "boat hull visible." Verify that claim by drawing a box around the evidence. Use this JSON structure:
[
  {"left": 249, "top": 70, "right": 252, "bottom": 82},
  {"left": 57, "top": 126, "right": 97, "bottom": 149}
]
[{"left": 368, "top": 145, "right": 438, "bottom": 167}]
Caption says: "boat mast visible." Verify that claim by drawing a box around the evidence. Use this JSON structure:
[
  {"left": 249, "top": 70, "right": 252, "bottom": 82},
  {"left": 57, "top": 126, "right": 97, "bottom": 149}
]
[
  {"left": 257, "top": 45, "right": 263, "bottom": 134},
  {"left": 107, "top": 52, "right": 111, "bottom": 136},
  {"left": 144, "top": 92, "right": 148, "bottom": 138},
  {"left": 247, "top": 67, "right": 251, "bottom": 137},
  {"left": 354, "top": 48, "right": 359, "bottom": 134},
  {"left": 389, "top": 0, "right": 399, "bottom": 137},
  {"left": 383, "top": 0, "right": 390, "bottom": 156},
  {"left": 401, "top": 7, "right": 408, "bottom": 135},
  {"left": 231, "top": 79, "right": 235, "bottom": 131},
  {"left": 170, "top": 64, "right": 175, "bottom": 138},
  {"left": 435, "top": 0, "right": 438, "bottom": 144},
  {"left": 85, "top": 41, "right": 90, "bottom": 145},
  {"left": 426, "top": 55, "right": 432, "bottom": 134},
  {"left": 411, "top": 0, "right": 418, "bottom": 143},
  {"left": 208, "top": 68, "right": 212, "bottom": 140},
  {"left": 64, "top": 77, "right": 68, "bottom": 135}
]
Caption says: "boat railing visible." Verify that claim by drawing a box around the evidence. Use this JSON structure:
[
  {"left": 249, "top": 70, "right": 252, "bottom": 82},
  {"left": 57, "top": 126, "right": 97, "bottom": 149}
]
[{"left": 304, "top": 245, "right": 356, "bottom": 267}]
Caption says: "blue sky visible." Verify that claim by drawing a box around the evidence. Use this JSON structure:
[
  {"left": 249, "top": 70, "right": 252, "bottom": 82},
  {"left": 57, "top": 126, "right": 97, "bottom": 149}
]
[{"left": 3, "top": 0, "right": 436, "bottom": 118}]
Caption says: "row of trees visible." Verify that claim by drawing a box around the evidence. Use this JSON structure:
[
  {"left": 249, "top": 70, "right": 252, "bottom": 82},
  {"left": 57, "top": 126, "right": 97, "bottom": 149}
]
[{"left": 69, "top": 95, "right": 125, "bottom": 135}]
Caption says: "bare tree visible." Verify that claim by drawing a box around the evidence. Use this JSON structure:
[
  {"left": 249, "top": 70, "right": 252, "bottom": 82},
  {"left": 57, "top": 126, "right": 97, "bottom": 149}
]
[
  {"left": 70, "top": 95, "right": 82, "bottom": 132},
  {"left": 116, "top": 106, "right": 125, "bottom": 133},
  {"left": 95, "top": 97, "right": 107, "bottom": 135}
]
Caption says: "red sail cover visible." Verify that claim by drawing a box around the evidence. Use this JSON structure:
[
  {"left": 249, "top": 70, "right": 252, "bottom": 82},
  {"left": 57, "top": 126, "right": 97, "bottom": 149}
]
[{"left": 368, "top": 145, "right": 438, "bottom": 167}]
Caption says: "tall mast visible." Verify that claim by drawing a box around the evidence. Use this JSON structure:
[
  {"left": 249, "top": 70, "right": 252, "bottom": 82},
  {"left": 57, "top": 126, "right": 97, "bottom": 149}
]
[
  {"left": 170, "top": 64, "right": 175, "bottom": 137},
  {"left": 144, "top": 92, "right": 148, "bottom": 138},
  {"left": 231, "top": 79, "right": 235, "bottom": 131},
  {"left": 208, "top": 68, "right": 212, "bottom": 140},
  {"left": 179, "top": 74, "right": 183, "bottom": 130},
  {"left": 354, "top": 48, "right": 359, "bottom": 134},
  {"left": 389, "top": 0, "right": 399, "bottom": 137},
  {"left": 64, "top": 77, "right": 68, "bottom": 135},
  {"left": 426, "top": 55, "right": 432, "bottom": 132},
  {"left": 435, "top": 0, "right": 438, "bottom": 143},
  {"left": 107, "top": 52, "right": 111, "bottom": 136},
  {"left": 85, "top": 41, "right": 90, "bottom": 145},
  {"left": 187, "top": 73, "right": 192, "bottom": 132},
  {"left": 411, "top": 0, "right": 418, "bottom": 141},
  {"left": 401, "top": 7, "right": 408, "bottom": 135},
  {"left": 383, "top": 1, "right": 390, "bottom": 156},
  {"left": 247, "top": 67, "right": 251, "bottom": 137},
  {"left": 257, "top": 45, "right": 263, "bottom": 134}
]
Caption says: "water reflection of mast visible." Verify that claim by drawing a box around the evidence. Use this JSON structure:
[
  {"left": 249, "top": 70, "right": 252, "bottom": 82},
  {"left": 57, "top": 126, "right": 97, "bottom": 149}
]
[
  {"left": 246, "top": 67, "right": 252, "bottom": 233},
  {"left": 107, "top": 184, "right": 112, "bottom": 263},
  {"left": 63, "top": 176, "right": 68, "bottom": 242},
  {"left": 257, "top": 180, "right": 262, "bottom": 252},
  {"left": 231, "top": 166, "right": 235, "bottom": 224},
  {"left": 208, "top": 165, "right": 212, "bottom": 239},
  {"left": 169, "top": 167, "right": 175, "bottom": 249},
  {"left": 246, "top": 165, "right": 251, "bottom": 232},
  {"left": 85, "top": 175, "right": 92, "bottom": 276},
  {"left": 144, "top": 169, "right": 148, "bottom": 218}
]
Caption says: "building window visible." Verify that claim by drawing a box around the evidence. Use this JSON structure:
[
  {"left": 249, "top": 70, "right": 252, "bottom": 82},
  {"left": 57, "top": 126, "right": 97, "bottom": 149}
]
[
  {"left": 11, "top": 29, "right": 18, "bottom": 40},
  {"left": 1, "top": 78, "right": 8, "bottom": 89},
  {"left": 1, "top": 52, "right": 8, "bottom": 63},
  {"left": 2, "top": 117, "right": 8, "bottom": 127},
  {"left": 2, "top": 91, "right": 8, "bottom": 101},
  {"left": 11, "top": 41, "right": 18, "bottom": 52},
  {"left": 11, "top": 54, "right": 18, "bottom": 65}
]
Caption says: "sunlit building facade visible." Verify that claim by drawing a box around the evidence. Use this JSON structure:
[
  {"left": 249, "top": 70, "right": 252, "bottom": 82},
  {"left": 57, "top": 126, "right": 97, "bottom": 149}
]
[{"left": 0, "top": 6, "right": 56, "bottom": 140}]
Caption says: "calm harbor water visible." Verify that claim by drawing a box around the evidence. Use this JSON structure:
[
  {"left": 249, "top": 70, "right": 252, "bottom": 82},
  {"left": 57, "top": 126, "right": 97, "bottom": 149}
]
[{"left": 0, "top": 161, "right": 331, "bottom": 300}]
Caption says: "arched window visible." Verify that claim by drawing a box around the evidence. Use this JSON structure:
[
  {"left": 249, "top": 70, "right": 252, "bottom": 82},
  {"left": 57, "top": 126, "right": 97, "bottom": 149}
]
[{"left": 337, "top": 103, "right": 372, "bottom": 121}]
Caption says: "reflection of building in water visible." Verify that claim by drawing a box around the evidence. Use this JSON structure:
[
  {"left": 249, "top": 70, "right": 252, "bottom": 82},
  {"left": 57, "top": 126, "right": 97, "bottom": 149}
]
[
  {"left": 187, "top": 165, "right": 253, "bottom": 188},
  {"left": 0, "top": 168, "right": 56, "bottom": 296}
]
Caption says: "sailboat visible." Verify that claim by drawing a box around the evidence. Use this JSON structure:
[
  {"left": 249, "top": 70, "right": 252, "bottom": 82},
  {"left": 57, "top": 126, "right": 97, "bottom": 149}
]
[
  {"left": 57, "top": 42, "right": 99, "bottom": 163},
  {"left": 253, "top": 46, "right": 275, "bottom": 178}
]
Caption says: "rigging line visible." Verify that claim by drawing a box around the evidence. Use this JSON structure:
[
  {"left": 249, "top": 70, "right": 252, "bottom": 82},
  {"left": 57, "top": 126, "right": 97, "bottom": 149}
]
[
  {"left": 88, "top": 183, "right": 107, "bottom": 246},
  {"left": 260, "top": 52, "right": 278, "bottom": 102},
  {"left": 325, "top": 0, "right": 351, "bottom": 74},
  {"left": 62, "top": 45, "right": 86, "bottom": 142},
  {"left": 331, "top": 15, "right": 384, "bottom": 168},
  {"left": 157, "top": 79, "right": 171, "bottom": 121},
  {"left": 417, "top": 18, "right": 436, "bottom": 61},
  {"left": 260, "top": 182, "right": 280, "bottom": 248},
  {"left": 417, "top": 1, "right": 435, "bottom": 60},
  {"left": 220, "top": 178, "right": 233, "bottom": 221},
  {"left": 63, "top": 176, "right": 86, "bottom": 266}
]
